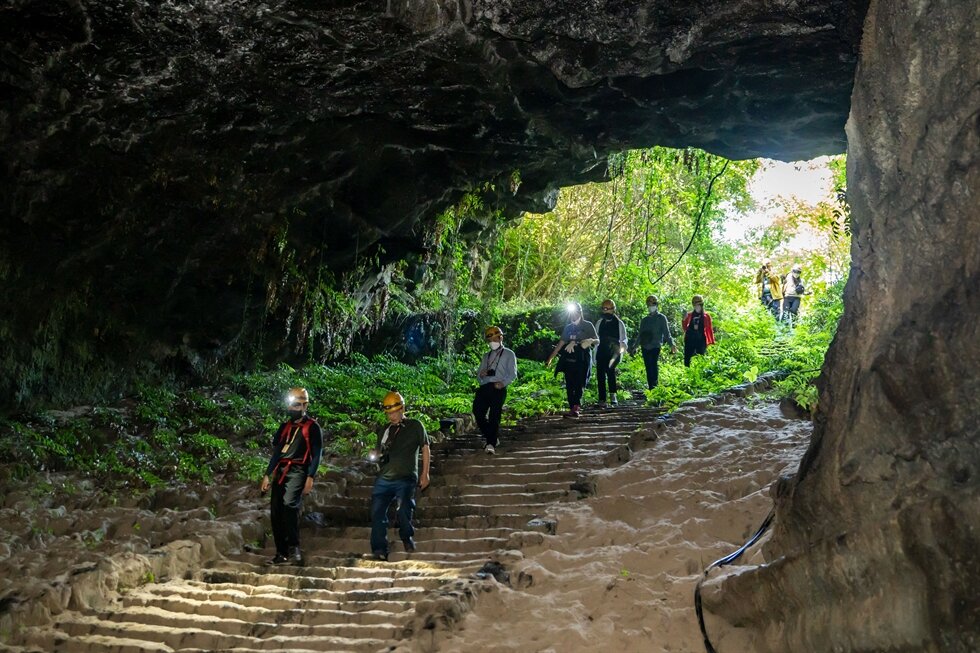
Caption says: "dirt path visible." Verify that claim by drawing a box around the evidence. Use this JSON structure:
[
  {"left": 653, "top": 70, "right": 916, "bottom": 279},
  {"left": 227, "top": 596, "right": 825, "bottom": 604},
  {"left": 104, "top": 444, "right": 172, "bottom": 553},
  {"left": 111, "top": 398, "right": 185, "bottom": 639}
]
[
  {"left": 5, "top": 403, "right": 662, "bottom": 652},
  {"left": 3, "top": 394, "right": 808, "bottom": 652},
  {"left": 434, "top": 396, "right": 810, "bottom": 653}
]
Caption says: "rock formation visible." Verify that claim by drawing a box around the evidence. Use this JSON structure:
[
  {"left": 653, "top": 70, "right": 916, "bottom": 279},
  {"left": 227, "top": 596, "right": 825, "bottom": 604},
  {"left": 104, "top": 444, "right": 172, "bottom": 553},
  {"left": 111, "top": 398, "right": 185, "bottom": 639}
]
[
  {"left": 3, "top": 0, "right": 977, "bottom": 648},
  {"left": 1, "top": 0, "right": 866, "bottom": 404},
  {"left": 701, "top": 1, "right": 980, "bottom": 651}
]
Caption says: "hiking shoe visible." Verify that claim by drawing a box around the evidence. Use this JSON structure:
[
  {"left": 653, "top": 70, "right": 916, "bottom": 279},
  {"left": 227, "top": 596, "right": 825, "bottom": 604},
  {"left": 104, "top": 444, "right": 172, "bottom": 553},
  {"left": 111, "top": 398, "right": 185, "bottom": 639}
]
[
  {"left": 402, "top": 537, "right": 417, "bottom": 553},
  {"left": 365, "top": 550, "right": 388, "bottom": 562},
  {"left": 596, "top": 401, "right": 607, "bottom": 409},
  {"left": 570, "top": 405, "right": 581, "bottom": 418},
  {"left": 611, "top": 397, "right": 619, "bottom": 407},
  {"left": 288, "top": 546, "right": 303, "bottom": 565},
  {"left": 269, "top": 553, "right": 288, "bottom": 565},
  {"left": 485, "top": 444, "right": 495, "bottom": 455}
]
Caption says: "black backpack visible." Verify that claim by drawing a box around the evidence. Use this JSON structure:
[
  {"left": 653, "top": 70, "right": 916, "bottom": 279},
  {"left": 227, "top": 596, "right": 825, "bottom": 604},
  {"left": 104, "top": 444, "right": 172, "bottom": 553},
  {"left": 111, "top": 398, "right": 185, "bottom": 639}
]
[{"left": 795, "top": 281, "right": 805, "bottom": 295}]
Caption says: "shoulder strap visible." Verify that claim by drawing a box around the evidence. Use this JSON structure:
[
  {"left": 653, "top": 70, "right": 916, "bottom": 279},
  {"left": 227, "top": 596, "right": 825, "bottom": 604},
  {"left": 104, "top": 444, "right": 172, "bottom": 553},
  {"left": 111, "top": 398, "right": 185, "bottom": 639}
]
[{"left": 276, "top": 422, "right": 290, "bottom": 444}]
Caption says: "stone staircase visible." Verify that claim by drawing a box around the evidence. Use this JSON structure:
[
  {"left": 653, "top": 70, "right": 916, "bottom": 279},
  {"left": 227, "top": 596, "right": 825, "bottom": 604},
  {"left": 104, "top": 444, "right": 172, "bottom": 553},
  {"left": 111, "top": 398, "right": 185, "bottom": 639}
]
[{"left": 9, "top": 401, "right": 662, "bottom": 653}]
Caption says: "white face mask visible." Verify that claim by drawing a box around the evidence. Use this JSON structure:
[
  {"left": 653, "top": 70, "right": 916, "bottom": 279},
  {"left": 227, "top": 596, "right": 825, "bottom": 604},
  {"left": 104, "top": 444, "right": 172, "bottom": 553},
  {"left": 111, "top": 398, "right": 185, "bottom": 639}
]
[
  {"left": 489, "top": 341, "right": 502, "bottom": 351},
  {"left": 648, "top": 306, "right": 658, "bottom": 314}
]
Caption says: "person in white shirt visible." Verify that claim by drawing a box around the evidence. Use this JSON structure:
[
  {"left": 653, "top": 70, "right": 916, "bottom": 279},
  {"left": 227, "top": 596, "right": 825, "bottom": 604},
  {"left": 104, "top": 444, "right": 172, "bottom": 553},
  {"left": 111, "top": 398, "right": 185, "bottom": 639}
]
[{"left": 473, "top": 325, "right": 518, "bottom": 454}]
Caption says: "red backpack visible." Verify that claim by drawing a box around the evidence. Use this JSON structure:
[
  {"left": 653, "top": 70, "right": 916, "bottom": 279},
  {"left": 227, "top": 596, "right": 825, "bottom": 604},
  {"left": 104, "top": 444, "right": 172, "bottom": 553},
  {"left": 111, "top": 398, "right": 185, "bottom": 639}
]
[{"left": 274, "top": 417, "right": 316, "bottom": 483}]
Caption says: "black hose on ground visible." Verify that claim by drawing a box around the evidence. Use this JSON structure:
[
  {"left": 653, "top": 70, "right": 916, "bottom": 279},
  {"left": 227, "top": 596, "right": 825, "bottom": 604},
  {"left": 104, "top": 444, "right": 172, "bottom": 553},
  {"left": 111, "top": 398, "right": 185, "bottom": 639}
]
[{"left": 694, "top": 507, "right": 776, "bottom": 653}]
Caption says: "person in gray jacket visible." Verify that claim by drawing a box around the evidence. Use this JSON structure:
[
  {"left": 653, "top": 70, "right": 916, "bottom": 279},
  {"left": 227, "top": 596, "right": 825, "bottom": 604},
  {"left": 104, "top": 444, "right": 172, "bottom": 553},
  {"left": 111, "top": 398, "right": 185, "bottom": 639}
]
[
  {"left": 637, "top": 295, "right": 676, "bottom": 389},
  {"left": 473, "top": 325, "right": 518, "bottom": 454}
]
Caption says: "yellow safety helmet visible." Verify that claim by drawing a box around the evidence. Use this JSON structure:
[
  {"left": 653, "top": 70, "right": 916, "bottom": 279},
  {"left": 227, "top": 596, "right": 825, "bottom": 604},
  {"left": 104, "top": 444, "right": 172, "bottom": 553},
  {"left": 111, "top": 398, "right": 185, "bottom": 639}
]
[
  {"left": 485, "top": 325, "right": 504, "bottom": 338},
  {"left": 287, "top": 387, "right": 309, "bottom": 404},
  {"left": 381, "top": 391, "right": 405, "bottom": 413},
  {"left": 692, "top": 294, "right": 704, "bottom": 306}
]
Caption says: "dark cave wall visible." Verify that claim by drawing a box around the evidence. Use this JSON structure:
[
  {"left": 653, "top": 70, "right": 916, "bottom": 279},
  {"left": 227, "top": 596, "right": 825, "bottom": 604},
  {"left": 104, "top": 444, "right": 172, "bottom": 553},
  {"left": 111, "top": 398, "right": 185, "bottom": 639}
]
[
  {"left": 703, "top": 1, "right": 979, "bottom": 651},
  {"left": 0, "top": 0, "right": 866, "bottom": 405}
]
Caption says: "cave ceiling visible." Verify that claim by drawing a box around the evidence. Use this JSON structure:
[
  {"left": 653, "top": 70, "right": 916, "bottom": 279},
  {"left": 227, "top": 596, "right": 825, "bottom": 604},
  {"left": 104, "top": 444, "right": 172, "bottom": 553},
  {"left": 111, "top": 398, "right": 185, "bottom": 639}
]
[
  {"left": 0, "top": 0, "right": 868, "bottom": 397},
  {"left": 2, "top": 0, "right": 868, "bottom": 265}
]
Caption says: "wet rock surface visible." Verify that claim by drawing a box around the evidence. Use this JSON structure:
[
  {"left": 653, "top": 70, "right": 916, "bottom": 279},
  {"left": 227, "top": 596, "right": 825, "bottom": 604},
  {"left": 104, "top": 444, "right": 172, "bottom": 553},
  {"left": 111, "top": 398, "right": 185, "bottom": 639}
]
[
  {"left": 703, "top": 1, "right": 980, "bottom": 651},
  {"left": 0, "top": 0, "right": 866, "bottom": 402}
]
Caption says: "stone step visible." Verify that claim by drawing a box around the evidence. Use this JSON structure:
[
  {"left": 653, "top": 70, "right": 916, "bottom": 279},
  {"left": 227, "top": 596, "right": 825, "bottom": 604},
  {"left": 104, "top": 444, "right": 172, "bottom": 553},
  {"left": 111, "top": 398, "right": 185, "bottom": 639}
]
[
  {"left": 442, "top": 429, "right": 644, "bottom": 447},
  {"left": 301, "top": 525, "right": 518, "bottom": 540},
  {"left": 119, "top": 595, "right": 410, "bottom": 625},
  {"left": 344, "top": 482, "right": 572, "bottom": 499},
  {"left": 21, "top": 629, "right": 176, "bottom": 653},
  {"left": 315, "top": 502, "right": 556, "bottom": 524},
  {"left": 231, "top": 548, "right": 487, "bottom": 571},
  {"left": 162, "top": 580, "right": 432, "bottom": 603},
  {"left": 6, "top": 400, "right": 669, "bottom": 653},
  {"left": 330, "top": 489, "right": 572, "bottom": 508},
  {"left": 83, "top": 605, "right": 404, "bottom": 640},
  {"left": 304, "top": 549, "right": 491, "bottom": 568},
  {"left": 129, "top": 585, "right": 414, "bottom": 614},
  {"left": 51, "top": 617, "right": 389, "bottom": 652},
  {"left": 204, "top": 559, "right": 454, "bottom": 580},
  {"left": 443, "top": 459, "right": 603, "bottom": 474},
  {"left": 437, "top": 449, "right": 622, "bottom": 465},
  {"left": 427, "top": 470, "right": 586, "bottom": 487},
  {"left": 199, "top": 569, "right": 448, "bottom": 592},
  {"left": 304, "top": 535, "right": 510, "bottom": 555}
]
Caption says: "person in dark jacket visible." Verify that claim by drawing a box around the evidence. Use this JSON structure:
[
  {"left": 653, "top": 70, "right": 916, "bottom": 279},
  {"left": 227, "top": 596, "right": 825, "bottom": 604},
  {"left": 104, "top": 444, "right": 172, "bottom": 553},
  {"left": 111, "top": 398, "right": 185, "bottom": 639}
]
[
  {"left": 637, "top": 295, "right": 677, "bottom": 389},
  {"left": 681, "top": 295, "right": 715, "bottom": 367},
  {"left": 260, "top": 387, "right": 323, "bottom": 565},
  {"left": 545, "top": 302, "right": 598, "bottom": 418},
  {"left": 595, "top": 299, "right": 627, "bottom": 407}
]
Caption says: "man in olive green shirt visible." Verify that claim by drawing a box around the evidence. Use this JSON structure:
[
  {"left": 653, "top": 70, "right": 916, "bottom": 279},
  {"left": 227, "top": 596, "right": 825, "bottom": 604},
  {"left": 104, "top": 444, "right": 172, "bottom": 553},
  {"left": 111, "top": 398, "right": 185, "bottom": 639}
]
[{"left": 368, "top": 391, "right": 430, "bottom": 560}]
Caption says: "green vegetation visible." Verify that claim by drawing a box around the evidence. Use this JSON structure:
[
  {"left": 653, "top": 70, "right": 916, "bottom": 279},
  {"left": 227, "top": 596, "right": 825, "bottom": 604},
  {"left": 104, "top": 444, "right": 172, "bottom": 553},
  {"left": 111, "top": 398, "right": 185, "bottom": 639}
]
[{"left": 0, "top": 148, "right": 849, "bottom": 490}]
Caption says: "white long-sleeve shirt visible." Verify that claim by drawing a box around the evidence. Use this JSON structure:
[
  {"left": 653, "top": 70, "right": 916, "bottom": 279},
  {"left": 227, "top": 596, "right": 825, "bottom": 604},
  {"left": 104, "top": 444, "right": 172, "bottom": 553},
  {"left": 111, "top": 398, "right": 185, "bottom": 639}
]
[{"left": 476, "top": 346, "right": 518, "bottom": 386}]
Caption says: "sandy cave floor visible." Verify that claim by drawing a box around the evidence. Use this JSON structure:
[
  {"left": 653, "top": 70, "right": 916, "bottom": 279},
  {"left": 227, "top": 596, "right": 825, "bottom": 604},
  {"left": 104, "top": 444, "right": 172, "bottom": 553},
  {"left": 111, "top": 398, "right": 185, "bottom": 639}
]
[{"left": 432, "top": 398, "right": 811, "bottom": 653}]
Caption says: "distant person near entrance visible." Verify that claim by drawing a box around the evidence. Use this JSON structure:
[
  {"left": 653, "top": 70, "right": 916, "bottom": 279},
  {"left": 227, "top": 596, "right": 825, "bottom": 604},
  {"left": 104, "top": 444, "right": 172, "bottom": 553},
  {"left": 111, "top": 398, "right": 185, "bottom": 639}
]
[
  {"left": 367, "top": 391, "right": 430, "bottom": 561},
  {"left": 595, "top": 299, "right": 627, "bottom": 407},
  {"left": 755, "top": 260, "right": 783, "bottom": 318},
  {"left": 260, "top": 387, "right": 324, "bottom": 565},
  {"left": 546, "top": 302, "right": 599, "bottom": 418},
  {"left": 473, "top": 325, "right": 518, "bottom": 455},
  {"left": 781, "top": 264, "right": 806, "bottom": 324},
  {"left": 682, "top": 295, "right": 715, "bottom": 367},
  {"left": 637, "top": 295, "right": 677, "bottom": 388}
]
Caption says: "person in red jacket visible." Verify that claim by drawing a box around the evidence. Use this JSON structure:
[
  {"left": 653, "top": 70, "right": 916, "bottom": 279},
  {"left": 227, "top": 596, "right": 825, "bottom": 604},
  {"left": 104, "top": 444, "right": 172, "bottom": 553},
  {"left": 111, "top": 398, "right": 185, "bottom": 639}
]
[
  {"left": 681, "top": 295, "right": 715, "bottom": 366},
  {"left": 260, "top": 387, "right": 323, "bottom": 565}
]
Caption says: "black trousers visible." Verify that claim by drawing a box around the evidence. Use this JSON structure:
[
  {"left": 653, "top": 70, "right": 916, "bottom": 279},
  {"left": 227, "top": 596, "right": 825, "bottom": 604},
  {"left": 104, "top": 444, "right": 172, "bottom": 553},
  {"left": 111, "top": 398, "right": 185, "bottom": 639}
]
[
  {"left": 641, "top": 347, "right": 662, "bottom": 389},
  {"left": 563, "top": 360, "right": 590, "bottom": 408},
  {"left": 684, "top": 336, "right": 707, "bottom": 367},
  {"left": 473, "top": 383, "right": 507, "bottom": 446},
  {"left": 271, "top": 464, "right": 307, "bottom": 554},
  {"left": 595, "top": 348, "right": 620, "bottom": 401},
  {"left": 782, "top": 296, "right": 801, "bottom": 320}
]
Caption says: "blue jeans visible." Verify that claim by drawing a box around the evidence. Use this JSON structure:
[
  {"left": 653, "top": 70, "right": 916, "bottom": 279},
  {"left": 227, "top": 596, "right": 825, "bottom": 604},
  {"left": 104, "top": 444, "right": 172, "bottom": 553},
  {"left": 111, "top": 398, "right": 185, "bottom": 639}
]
[{"left": 370, "top": 475, "right": 417, "bottom": 555}]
